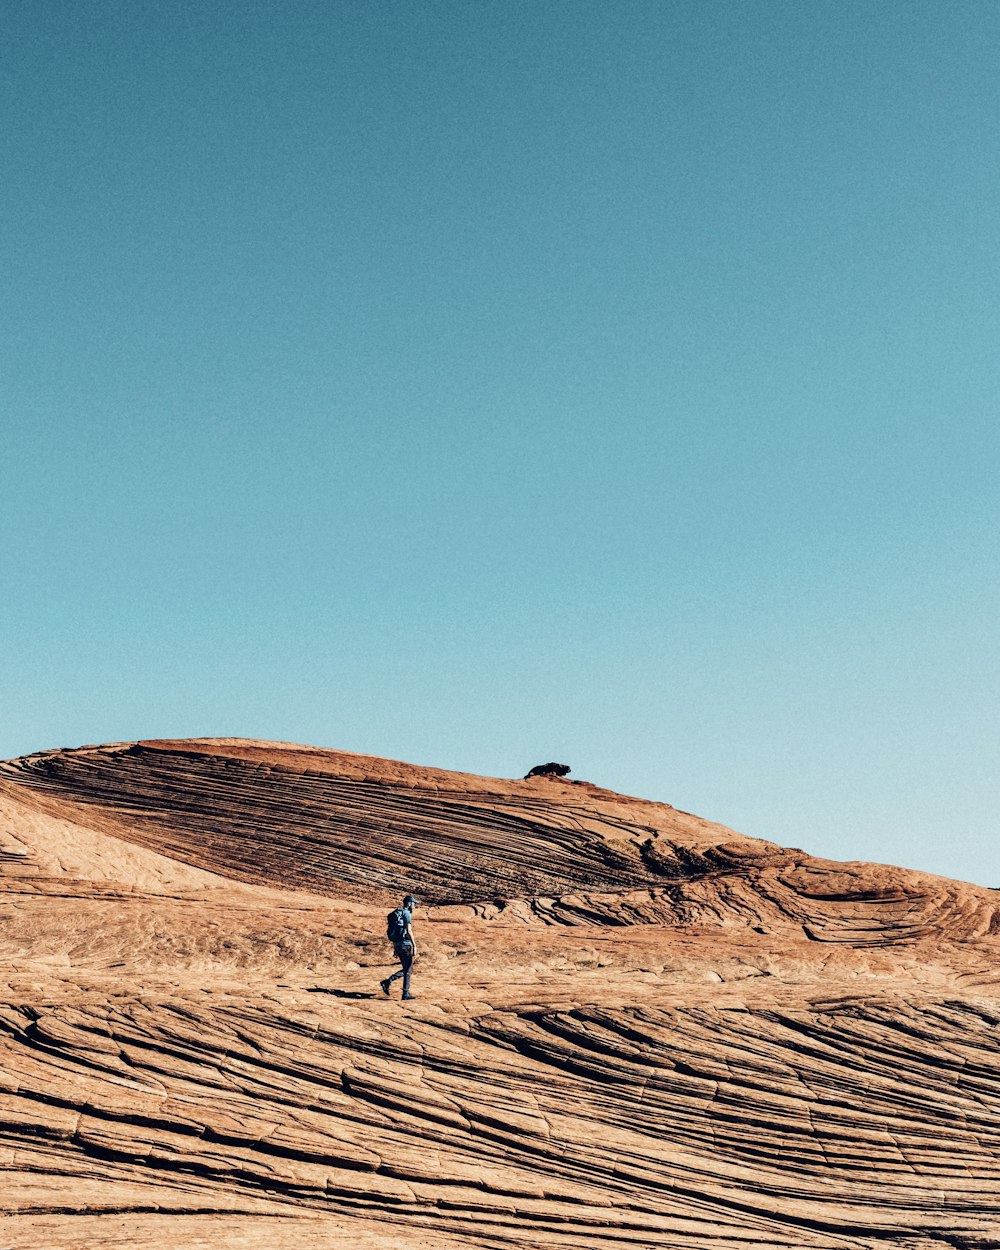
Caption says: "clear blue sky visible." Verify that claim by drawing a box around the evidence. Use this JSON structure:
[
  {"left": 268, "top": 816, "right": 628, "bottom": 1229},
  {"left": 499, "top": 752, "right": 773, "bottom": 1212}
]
[{"left": 3, "top": 2, "right": 998, "bottom": 886}]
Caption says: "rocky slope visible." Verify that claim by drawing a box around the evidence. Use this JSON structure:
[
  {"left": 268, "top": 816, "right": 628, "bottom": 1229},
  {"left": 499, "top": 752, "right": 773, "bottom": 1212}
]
[{"left": 0, "top": 739, "right": 998, "bottom": 1249}]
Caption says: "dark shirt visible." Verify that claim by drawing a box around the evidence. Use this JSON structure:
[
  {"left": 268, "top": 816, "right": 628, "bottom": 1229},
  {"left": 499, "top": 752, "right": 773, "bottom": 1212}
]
[{"left": 395, "top": 907, "right": 414, "bottom": 950}]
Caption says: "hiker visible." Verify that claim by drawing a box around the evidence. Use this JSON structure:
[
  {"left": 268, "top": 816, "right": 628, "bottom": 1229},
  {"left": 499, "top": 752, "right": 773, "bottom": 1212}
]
[{"left": 381, "top": 894, "right": 417, "bottom": 1000}]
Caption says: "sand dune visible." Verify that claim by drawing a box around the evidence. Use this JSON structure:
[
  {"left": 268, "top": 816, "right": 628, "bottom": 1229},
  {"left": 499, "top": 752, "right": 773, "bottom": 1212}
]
[{"left": 0, "top": 739, "right": 998, "bottom": 1248}]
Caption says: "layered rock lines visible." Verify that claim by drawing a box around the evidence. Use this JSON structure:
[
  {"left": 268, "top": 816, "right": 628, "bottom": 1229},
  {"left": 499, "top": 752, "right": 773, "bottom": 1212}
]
[{"left": 0, "top": 738, "right": 998, "bottom": 1248}]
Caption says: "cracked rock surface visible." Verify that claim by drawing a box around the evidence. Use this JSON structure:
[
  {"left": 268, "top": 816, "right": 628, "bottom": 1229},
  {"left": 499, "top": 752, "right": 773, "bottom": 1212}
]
[{"left": 0, "top": 738, "right": 998, "bottom": 1248}]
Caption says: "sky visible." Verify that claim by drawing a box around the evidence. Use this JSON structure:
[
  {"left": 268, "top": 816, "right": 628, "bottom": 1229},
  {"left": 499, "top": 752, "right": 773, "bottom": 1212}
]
[{"left": 2, "top": 1, "right": 998, "bottom": 886}]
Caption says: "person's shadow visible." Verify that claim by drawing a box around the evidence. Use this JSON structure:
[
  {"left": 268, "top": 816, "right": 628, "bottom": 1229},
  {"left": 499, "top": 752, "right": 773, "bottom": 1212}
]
[{"left": 305, "top": 987, "right": 373, "bottom": 999}]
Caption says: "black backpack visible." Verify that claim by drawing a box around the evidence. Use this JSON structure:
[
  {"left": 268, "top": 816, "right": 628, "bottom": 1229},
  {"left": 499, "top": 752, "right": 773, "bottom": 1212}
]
[{"left": 386, "top": 908, "right": 408, "bottom": 943}]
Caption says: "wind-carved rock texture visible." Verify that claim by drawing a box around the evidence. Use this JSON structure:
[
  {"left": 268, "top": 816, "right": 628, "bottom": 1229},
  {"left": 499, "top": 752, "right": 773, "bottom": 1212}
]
[{"left": 0, "top": 739, "right": 998, "bottom": 1249}]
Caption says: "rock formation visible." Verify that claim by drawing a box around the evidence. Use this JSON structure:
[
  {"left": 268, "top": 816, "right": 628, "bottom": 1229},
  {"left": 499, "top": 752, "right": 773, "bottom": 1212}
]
[{"left": 0, "top": 738, "right": 998, "bottom": 1249}]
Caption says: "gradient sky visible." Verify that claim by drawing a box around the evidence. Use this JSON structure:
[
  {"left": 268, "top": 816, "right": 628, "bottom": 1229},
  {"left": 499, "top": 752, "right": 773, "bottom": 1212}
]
[{"left": 3, "top": 2, "right": 998, "bottom": 886}]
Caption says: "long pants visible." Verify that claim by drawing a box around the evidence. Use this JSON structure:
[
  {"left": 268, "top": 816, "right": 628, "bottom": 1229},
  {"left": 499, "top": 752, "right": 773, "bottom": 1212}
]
[{"left": 387, "top": 941, "right": 414, "bottom": 994}]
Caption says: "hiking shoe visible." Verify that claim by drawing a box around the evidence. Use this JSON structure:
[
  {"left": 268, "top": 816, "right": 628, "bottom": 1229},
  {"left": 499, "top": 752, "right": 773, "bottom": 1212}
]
[
  {"left": 379, "top": 979, "right": 391, "bottom": 997},
  {"left": 402, "top": 992, "right": 414, "bottom": 1000}
]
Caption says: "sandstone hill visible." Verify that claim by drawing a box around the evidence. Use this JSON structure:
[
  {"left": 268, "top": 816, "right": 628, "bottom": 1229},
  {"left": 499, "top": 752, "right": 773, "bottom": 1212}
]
[{"left": 0, "top": 738, "right": 998, "bottom": 1249}]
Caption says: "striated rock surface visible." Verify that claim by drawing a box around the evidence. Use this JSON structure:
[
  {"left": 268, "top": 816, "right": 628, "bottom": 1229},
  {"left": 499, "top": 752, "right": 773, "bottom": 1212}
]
[{"left": 0, "top": 738, "right": 998, "bottom": 1249}]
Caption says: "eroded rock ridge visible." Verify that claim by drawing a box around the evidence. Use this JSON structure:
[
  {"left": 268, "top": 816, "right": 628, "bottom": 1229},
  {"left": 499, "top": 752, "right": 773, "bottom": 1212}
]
[{"left": 0, "top": 739, "right": 998, "bottom": 1249}]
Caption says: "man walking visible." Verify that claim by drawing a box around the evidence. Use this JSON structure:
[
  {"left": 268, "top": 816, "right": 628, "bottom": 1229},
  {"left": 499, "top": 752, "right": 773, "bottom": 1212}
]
[{"left": 381, "top": 894, "right": 417, "bottom": 1001}]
